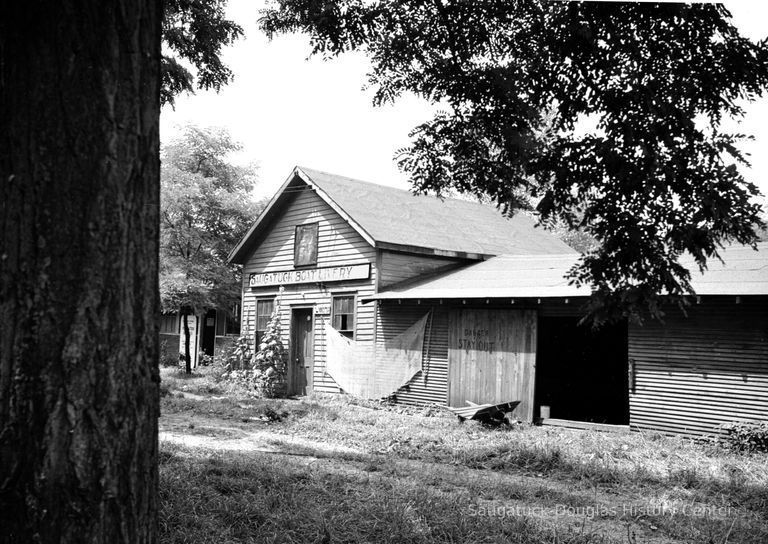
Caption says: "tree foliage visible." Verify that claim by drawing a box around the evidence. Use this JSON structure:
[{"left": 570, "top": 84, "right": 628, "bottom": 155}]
[
  {"left": 160, "top": 126, "right": 262, "bottom": 370},
  {"left": 162, "top": 0, "right": 243, "bottom": 105},
  {"left": 261, "top": 1, "right": 768, "bottom": 324}
]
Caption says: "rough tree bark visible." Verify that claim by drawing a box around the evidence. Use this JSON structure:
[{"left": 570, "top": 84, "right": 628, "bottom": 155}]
[{"left": 0, "top": 2, "right": 162, "bottom": 542}]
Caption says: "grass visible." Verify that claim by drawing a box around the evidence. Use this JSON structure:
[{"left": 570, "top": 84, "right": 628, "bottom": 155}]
[{"left": 159, "top": 366, "right": 768, "bottom": 543}]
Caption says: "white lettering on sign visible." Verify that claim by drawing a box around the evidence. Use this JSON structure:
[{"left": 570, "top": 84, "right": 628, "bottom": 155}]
[{"left": 249, "top": 263, "right": 370, "bottom": 288}]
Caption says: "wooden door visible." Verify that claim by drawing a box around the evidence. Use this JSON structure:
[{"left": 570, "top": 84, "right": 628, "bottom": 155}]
[
  {"left": 289, "top": 308, "right": 314, "bottom": 396},
  {"left": 448, "top": 309, "right": 537, "bottom": 421}
]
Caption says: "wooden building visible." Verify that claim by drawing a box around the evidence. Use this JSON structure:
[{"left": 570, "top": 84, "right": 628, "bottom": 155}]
[
  {"left": 159, "top": 308, "right": 240, "bottom": 367},
  {"left": 229, "top": 166, "right": 768, "bottom": 435}
]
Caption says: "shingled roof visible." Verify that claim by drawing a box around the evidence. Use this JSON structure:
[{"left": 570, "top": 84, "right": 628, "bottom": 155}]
[
  {"left": 228, "top": 166, "right": 574, "bottom": 263},
  {"left": 364, "top": 242, "right": 768, "bottom": 301}
]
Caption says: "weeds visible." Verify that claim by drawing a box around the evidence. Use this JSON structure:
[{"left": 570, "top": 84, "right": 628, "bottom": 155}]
[{"left": 159, "top": 367, "right": 768, "bottom": 542}]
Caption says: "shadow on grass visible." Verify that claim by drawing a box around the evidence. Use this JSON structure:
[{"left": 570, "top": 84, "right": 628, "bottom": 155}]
[
  {"left": 453, "top": 441, "right": 768, "bottom": 516},
  {"left": 158, "top": 440, "right": 768, "bottom": 544},
  {"left": 158, "top": 442, "right": 623, "bottom": 544}
]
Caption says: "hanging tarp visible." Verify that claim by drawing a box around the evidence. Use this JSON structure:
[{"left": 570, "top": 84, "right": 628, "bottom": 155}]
[{"left": 325, "top": 313, "right": 430, "bottom": 399}]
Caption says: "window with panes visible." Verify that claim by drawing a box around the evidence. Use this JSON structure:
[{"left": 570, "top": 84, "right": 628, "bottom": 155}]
[
  {"left": 255, "top": 299, "right": 275, "bottom": 347},
  {"left": 332, "top": 295, "right": 355, "bottom": 339}
]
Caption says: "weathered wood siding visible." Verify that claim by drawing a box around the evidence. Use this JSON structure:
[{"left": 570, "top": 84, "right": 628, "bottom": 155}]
[
  {"left": 378, "top": 250, "right": 468, "bottom": 289},
  {"left": 241, "top": 186, "right": 377, "bottom": 393},
  {"left": 448, "top": 309, "right": 537, "bottom": 420},
  {"left": 375, "top": 300, "right": 579, "bottom": 409},
  {"left": 628, "top": 297, "right": 768, "bottom": 436},
  {"left": 375, "top": 302, "right": 450, "bottom": 405}
]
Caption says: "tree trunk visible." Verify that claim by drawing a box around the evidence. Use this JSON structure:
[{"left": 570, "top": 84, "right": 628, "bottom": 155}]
[
  {"left": 0, "top": 2, "right": 162, "bottom": 542},
  {"left": 182, "top": 310, "right": 192, "bottom": 374}
]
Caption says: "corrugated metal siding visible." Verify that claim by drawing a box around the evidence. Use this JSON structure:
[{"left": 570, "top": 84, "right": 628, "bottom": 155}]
[
  {"left": 373, "top": 299, "right": 585, "bottom": 407},
  {"left": 379, "top": 250, "right": 467, "bottom": 289},
  {"left": 241, "top": 186, "right": 377, "bottom": 394},
  {"left": 628, "top": 297, "right": 768, "bottom": 436},
  {"left": 376, "top": 302, "right": 449, "bottom": 406}
]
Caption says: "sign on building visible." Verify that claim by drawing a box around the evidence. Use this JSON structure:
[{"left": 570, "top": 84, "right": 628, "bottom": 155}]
[{"left": 249, "top": 263, "right": 370, "bottom": 288}]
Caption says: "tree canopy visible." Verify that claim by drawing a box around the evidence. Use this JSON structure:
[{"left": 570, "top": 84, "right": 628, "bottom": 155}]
[
  {"left": 162, "top": 0, "right": 243, "bottom": 105},
  {"left": 160, "top": 126, "right": 261, "bottom": 320},
  {"left": 261, "top": 1, "right": 768, "bottom": 324}
]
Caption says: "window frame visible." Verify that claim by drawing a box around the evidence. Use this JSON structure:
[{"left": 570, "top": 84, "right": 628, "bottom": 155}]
[
  {"left": 224, "top": 303, "right": 241, "bottom": 336},
  {"left": 293, "top": 222, "right": 319, "bottom": 268},
  {"left": 255, "top": 297, "right": 276, "bottom": 348},
  {"left": 160, "top": 313, "right": 179, "bottom": 334},
  {"left": 331, "top": 293, "right": 357, "bottom": 339}
]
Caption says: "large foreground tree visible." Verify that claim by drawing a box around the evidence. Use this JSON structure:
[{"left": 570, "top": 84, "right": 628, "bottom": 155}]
[
  {"left": 0, "top": 2, "right": 162, "bottom": 542},
  {"left": 262, "top": 1, "right": 768, "bottom": 323}
]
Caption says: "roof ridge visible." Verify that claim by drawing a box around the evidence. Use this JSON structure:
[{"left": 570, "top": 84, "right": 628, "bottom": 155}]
[{"left": 296, "top": 165, "right": 511, "bottom": 212}]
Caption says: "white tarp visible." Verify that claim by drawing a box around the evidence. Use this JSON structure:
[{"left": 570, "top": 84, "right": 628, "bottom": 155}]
[{"left": 325, "top": 313, "right": 430, "bottom": 399}]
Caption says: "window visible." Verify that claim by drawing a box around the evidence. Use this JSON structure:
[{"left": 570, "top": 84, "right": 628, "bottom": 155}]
[
  {"left": 294, "top": 223, "right": 318, "bottom": 267},
  {"left": 160, "top": 314, "right": 178, "bottom": 334},
  {"left": 255, "top": 298, "right": 275, "bottom": 347},
  {"left": 332, "top": 295, "right": 355, "bottom": 339},
  {"left": 225, "top": 304, "right": 241, "bottom": 336},
  {"left": 216, "top": 305, "right": 241, "bottom": 336}
]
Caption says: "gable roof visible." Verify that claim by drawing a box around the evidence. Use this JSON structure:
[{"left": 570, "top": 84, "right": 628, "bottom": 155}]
[
  {"left": 364, "top": 242, "right": 768, "bottom": 301},
  {"left": 228, "top": 166, "right": 574, "bottom": 263}
]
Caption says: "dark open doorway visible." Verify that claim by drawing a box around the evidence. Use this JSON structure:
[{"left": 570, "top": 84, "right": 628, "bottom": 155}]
[
  {"left": 535, "top": 317, "right": 628, "bottom": 424},
  {"left": 201, "top": 309, "right": 217, "bottom": 358}
]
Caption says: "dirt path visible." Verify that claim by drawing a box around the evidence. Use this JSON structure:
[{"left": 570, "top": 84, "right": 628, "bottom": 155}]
[{"left": 159, "top": 410, "right": 706, "bottom": 543}]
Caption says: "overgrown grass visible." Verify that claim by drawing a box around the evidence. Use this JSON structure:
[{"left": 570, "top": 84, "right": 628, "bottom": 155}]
[
  {"left": 159, "top": 442, "right": 629, "bottom": 544},
  {"left": 159, "top": 368, "right": 768, "bottom": 543}
]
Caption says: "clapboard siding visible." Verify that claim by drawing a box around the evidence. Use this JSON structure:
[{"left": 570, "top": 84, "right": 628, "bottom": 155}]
[
  {"left": 376, "top": 302, "right": 450, "bottom": 406},
  {"left": 379, "top": 250, "right": 469, "bottom": 289},
  {"left": 628, "top": 297, "right": 768, "bottom": 436},
  {"left": 241, "top": 185, "right": 377, "bottom": 394}
]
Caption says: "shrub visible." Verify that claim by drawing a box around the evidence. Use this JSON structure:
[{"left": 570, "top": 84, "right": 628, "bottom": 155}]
[
  {"left": 224, "top": 335, "right": 253, "bottom": 371},
  {"left": 159, "top": 339, "right": 178, "bottom": 367},
  {"left": 220, "top": 296, "right": 287, "bottom": 398},
  {"left": 252, "top": 301, "right": 287, "bottom": 398},
  {"left": 719, "top": 421, "right": 768, "bottom": 453}
]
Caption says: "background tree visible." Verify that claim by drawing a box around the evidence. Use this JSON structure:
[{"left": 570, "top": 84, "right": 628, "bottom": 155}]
[
  {"left": 261, "top": 1, "right": 768, "bottom": 324},
  {"left": 162, "top": 0, "right": 244, "bottom": 105},
  {"left": 0, "top": 2, "right": 161, "bottom": 541},
  {"left": 160, "top": 126, "right": 262, "bottom": 373}
]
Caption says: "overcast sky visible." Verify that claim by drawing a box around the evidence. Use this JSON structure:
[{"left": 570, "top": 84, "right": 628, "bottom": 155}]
[{"left": 160, "top": 0, "right": 768, "bottom": 207}]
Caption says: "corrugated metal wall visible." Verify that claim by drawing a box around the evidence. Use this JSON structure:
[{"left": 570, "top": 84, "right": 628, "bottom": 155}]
[
  {"left": 241, "top": 185, "right": 377, "bottom": 394},
  {"left": 376, "top": 302, "right": 450, "bottom": 405},
  {"left": 628, "top": 297, "right": 768, "bottom": 436}
]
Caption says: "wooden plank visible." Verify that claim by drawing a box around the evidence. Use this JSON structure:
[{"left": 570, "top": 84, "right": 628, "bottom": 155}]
[
  {"left": 541, "top": 419, "right": 630, "bottom": 433},
  {"left": 448, "top": 309, "right": 536, "bottom": 421}
]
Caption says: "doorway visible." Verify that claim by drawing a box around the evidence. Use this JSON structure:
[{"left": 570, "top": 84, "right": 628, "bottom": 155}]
[
  {"left": 447, "top": 309, "right": 537, "bottom": 421},
  {"left": 289, "top": 308, "right": 314, "bottom": 396},
  {"left": 201, "top": 309, "right": 217, "bottom": 358},
  {"left": 535, "top": 317, "right": 628, "bottom": 424}
]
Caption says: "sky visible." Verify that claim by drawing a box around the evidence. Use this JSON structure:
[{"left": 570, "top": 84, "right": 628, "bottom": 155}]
[{"left": 160, "top": 0, "right": 768, "bottom": 206}]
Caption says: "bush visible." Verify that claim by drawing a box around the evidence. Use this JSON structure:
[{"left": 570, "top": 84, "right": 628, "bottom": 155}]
[
  {"left": 720, "top": 421, "right": 768, "bottom": 453},
  {"left": 252, "top": 302, "right": 287, "bottom": 398},
  {"left": 160, "top": 339, "right": 178, "bottom": 367},
  {"left": 224, "top": 335, "right": 253, "bottom": 371},
  {"left": 220, "top": 298, "right": 287, "bottom": 398}
]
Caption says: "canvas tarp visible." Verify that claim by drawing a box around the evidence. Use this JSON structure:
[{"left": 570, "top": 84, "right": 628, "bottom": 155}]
[{"left": 325, "top": 313, "right": 430, "bottom": 399}]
